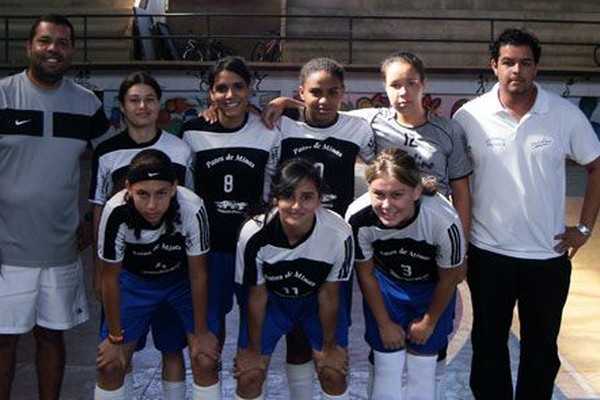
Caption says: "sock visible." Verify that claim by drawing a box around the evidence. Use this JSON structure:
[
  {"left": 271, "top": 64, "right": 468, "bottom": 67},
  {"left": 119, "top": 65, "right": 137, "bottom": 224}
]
[
  {"left": 285, "top": 362, "right": 314, "bottom": 400},
  {"left": 405, "top": 353, "right": 437, "bottom": 400},
  {"left": 322, "top": 387, "right": 349, "bottom": 399},
  {"left": 123, "top": 373, "right": 134, "bottom": 399},
  {"left": 262, "top": 378, "right": 268, "bottom": 398},
  {"left": 192, "top": 381, "right": 221, "bottom": 400},
  {"left": 94, "top": 385, "right": 125, "bottom": 400},
  {"left": 372, "top": 350, "right": 406, "bottom": 400},
  {"left": 163, "top": 380, "right": 185, "bottom": 400},
  {"left": 435, "top": 359, "right": 447, "bottom": 400},
  {"left": 366, "top": 359, "right": 374, "bottom": 399}
]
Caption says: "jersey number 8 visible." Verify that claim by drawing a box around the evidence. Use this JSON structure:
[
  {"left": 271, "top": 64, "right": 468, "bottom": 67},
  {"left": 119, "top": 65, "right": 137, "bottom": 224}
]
[{"left": 224, "top": 174, "right": 234, "bottom": 193}]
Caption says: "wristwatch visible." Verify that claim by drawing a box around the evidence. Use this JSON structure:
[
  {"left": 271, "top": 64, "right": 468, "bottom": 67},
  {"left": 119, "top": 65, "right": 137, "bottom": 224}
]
[{"left": 576, "top": 223, "right": 591, "bottom": 237}]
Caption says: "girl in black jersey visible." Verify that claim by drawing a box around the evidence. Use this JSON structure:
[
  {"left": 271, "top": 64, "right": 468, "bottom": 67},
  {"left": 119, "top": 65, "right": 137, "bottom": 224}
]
[
  {"left": 234, "top": 158, "right": 353, "bottom": 400},
  {"left": 181, "top": 56, "right": 280, "bottom": 393},
  {"left": 346, "top": 148, "right": 465, "bottom": 400},
  {"left": 94, "top": 150, "right": 220, "bottom": 400}
]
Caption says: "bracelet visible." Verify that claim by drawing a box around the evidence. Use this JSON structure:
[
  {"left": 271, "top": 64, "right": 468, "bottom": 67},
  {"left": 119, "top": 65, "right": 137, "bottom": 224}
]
[{"left": 108, "top": 331, "right": 124, "bottom": 345}]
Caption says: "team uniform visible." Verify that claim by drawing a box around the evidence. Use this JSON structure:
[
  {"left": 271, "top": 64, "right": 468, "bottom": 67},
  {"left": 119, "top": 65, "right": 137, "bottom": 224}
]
[
  {"left": 279, "top": 114, "right": 376, "bottom": 215},
  {"left": 89, "top": 129, "right": 193, "bottom": 352},
  {"left": 89, "top": 129, "right": 193, "bottom": 203},
  {"left": 346, "top": 192, "right": 465, "bottom": 354},
  {"left": 0, "top": 71, "right": 109, "bottom": 332},
  {"left": 279, "top": 112, "right": 376, "bottom": 333},
  {"left": 349, "top": 107, "right": 470, "bottom": 396},
  {"left": 96, "top": 186, "right": 216, "bottom": 342},
  {"left": 453, "top": 83, "right": 600, "bottom": 398},
  {"left": 235, "top": 207, "right": 354, "bottom": 353},
  {"left": 347, "top": 107, "right": 471, "bottom": 196},
  {"left": 182, "top": 113, "right": 280, "bottom": 319}
]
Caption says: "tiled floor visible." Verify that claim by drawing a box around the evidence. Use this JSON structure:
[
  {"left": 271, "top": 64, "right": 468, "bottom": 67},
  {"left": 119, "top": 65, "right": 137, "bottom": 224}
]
[{"left": 9, "top": 163, "right": 600, "bottom": 399}]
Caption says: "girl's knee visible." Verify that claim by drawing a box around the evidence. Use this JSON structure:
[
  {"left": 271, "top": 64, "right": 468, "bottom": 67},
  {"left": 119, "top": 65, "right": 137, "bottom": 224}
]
[
  {"left": 190, "top": 354, "right": 219, "bottom": 385},
  {"left": 318, "top": 367, "right": 347, "bottom": 395},
  {"left": 236, "top": 368, "right": 265, "bottom": 398},
  {"left": 96, "top": 363, "right": 126, "bottom": 390}
]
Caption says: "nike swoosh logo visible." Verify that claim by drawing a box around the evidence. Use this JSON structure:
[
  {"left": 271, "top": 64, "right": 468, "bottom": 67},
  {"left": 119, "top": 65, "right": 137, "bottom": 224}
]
[
  {"left": 148, "top": 172, "right": 159, "bottom": 177},
  {"left": 15, "top": 119, "right": 31, "bottom": 126}
]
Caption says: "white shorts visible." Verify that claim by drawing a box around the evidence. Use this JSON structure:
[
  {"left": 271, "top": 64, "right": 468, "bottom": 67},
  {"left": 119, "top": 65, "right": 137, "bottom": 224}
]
[{"left": 0, "top": 260, "right": 89, "bottom": 334}]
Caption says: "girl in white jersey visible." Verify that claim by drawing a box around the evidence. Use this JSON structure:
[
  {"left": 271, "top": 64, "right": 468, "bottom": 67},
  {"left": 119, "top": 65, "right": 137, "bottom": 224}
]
[
  {"left": 94, "top": 149, "right": 220, "bottom": 400},
  {"left": 235, "top": 158, "right": 354, "bottom": 400},
  {"left": 90, "top": 71, "right": 193, "bottom": 399},
  {"left": 272, "top": 57, "right": 376, "bottom": 399},
  {"left": 346, "top": 148, "right": 465, "bottom": 400}
]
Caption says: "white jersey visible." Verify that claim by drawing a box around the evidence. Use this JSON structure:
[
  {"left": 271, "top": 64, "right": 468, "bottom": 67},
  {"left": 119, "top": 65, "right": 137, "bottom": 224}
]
[
  {"left": 89, "top": 129, "right": 193, "bottom": 205},
  {"left": 279, "top": 114, "right": 375, "bottom": 214},
  {"left": 346, "top": 192, "right": 465, "bottom": 283},
  {"left": 182, "top": 114, "right": 281, "bottom": 252},
  {"left": 98, "top": 186, "right": 210, "bottom": 278},
  {"left": 236, "top": 207, "right": 354, "bottom": 298}
]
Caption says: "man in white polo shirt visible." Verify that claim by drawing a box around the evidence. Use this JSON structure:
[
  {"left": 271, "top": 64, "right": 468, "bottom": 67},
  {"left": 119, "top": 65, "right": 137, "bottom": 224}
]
[{"left": 454, "top": 28, "right": 600, "bottom": 400}]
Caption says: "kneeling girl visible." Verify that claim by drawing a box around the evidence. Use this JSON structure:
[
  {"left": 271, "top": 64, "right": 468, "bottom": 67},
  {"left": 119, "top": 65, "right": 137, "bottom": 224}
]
[
  {"left": 94, "top": 149, "right": 220, "bottom": 400},
  {"left": 346, "top": 148, "right": 465, "bottom": 400},
  {"left": 234, "top": 158, "right": 354, "bottom": 400}
]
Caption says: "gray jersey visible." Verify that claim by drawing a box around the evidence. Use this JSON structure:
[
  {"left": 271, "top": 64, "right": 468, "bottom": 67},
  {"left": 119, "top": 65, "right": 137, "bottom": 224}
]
[
  {"left": 347, "top": 107, "right": 472, "bottom": 196},
  {"left": 0, "top": 71, "right": 109, "bottom": 267}
]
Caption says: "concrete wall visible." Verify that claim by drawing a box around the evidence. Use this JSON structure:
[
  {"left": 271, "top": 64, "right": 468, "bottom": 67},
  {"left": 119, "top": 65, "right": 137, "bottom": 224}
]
[
  {"left": 284, "top": 1, "right": 600, "bottom": 69},
  {"left": 2, "top": 1, "right": 600, "bottom": 70},
  {"left": 1, "top": 0, "right": 133, "bottom": 65},
  {"left": 287, "top": 0, "right": 600, "bottom": 14}
]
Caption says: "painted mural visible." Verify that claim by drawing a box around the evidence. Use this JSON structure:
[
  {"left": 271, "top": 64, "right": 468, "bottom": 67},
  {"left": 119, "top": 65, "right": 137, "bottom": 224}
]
[{"left": 101, "top": 82, "right": 600, "bottom": 141}]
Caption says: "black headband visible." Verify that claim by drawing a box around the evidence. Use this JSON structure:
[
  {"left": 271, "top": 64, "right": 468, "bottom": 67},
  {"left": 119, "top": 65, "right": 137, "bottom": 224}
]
[{"left": 127, "top": 165, "right": 176, "bottom": 184}]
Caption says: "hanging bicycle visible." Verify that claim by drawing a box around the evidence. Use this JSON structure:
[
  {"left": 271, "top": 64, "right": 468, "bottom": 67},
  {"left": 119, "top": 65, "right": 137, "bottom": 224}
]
[
  {"left": 182, "top": 31, "right": 236, "bottom": 61},
  {"left": 251, "top": 30, "right": 282, "bottom": 62}
]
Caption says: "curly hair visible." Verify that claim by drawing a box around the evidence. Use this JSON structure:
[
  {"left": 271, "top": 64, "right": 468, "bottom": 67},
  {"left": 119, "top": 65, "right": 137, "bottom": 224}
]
[
  {"left": 490, "top": 28, "right": 541, "bottom": 64},
  {"left": 299, "top": 57, "right": 345, "bottom": 86}
]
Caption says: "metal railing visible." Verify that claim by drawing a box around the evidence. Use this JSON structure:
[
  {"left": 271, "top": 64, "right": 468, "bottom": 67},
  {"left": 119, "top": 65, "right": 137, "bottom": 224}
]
[{"left": 2, "top": 12, "right": 600, "bottom": 70}]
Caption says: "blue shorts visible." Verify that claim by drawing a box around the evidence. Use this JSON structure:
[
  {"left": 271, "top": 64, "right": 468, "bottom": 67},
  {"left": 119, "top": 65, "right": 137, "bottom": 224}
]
[
  {"left": 341, "top": 272, "right": 354, "bottom": 326},
  {"left": 136, "top": 303, "right": 187, "bottom": 353},
  {"left": 238, "top": 291, "right": 349, "bottom": 355},
  {"left": 207, "top": 251, "right": 236, "bottom": 320},
  {"left": 99, "top": 270, "right": 219, "bottom": 345},
  {"left": 363, "top": 269, "right": 454, "bottom": 354},
  {"left": 99, "top": 304, "right": 187, "bottom": 353}
]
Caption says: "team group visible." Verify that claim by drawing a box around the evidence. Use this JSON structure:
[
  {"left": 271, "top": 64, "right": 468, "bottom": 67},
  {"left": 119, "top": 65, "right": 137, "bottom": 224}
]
[{"left": 1, "top": 12, "right": 599, "bottom": 400}]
